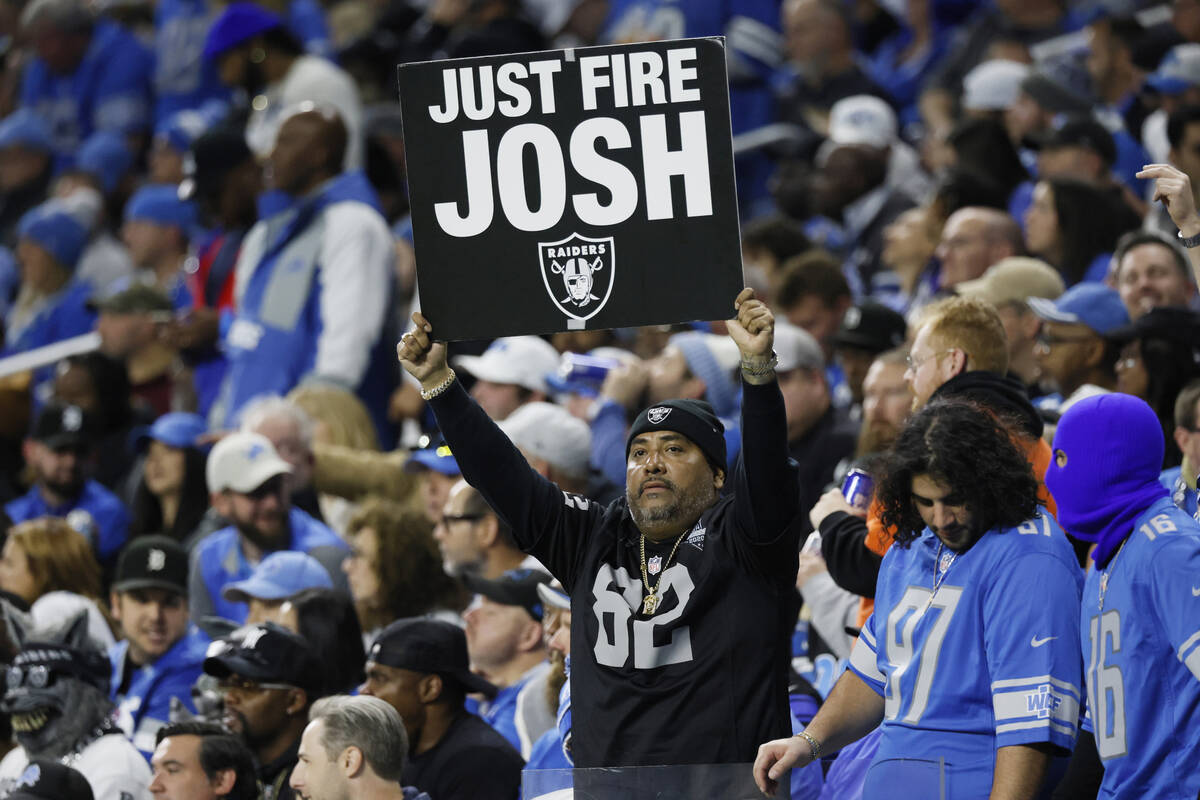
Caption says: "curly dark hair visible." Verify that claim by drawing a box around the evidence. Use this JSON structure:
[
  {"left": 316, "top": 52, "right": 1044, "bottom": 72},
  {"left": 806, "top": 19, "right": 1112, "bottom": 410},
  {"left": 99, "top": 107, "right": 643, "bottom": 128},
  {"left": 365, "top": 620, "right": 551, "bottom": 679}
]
[{"left": 877, "top": 400, "right": 1039, "bottom": 548}]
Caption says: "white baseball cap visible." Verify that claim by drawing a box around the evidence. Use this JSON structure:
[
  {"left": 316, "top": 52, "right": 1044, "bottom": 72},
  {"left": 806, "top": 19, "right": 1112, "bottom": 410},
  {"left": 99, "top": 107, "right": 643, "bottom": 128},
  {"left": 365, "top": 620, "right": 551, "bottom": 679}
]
[
  {"left": 962, "top": 59, "right": 1031, "bottom": 112},
  {"left": 453, "top": 336, "right": 560, "bottom": 394},
  {"left": 773, "top": 321, "right": 825, "bottom": 373},
  {"left": 827, "top": 95, "right": 897, "bottom": 149},
  {"left": 206, "top": 431, "right": 293, "bottom": 493},
  {"left": 498, "top": 401, "right": 592, "bottom": 480}
]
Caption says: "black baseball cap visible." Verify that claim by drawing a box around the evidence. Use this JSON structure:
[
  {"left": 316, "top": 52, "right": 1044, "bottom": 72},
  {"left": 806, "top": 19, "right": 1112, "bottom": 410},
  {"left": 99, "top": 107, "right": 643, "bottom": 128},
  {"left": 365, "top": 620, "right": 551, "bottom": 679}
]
[
  {"left": 368, "top": 618, "right": 497, "bottom": 696},
  {"left": 831, "top": 301, "right": 907, "bottom": 353},
  {"left": 112, "top": 536, "right": 189, "bottom": 595},
  {"left": 203, "top": 622, "right": 322, "bottom": 695},
  {"left": 1108, "top": 306, "right": 1200, "bottom": 346},
  {"left": 30, "top": 404, "right": 93, "bottom": 450},
  {"left": 5, "top": 761, "right": 94, "bottom": 800},
  {"left": 1023, "top": 115, "right": 1116, "bottom": 167},
  {"left": 463, "top": 568, "right": 553, "bottom": 622}
]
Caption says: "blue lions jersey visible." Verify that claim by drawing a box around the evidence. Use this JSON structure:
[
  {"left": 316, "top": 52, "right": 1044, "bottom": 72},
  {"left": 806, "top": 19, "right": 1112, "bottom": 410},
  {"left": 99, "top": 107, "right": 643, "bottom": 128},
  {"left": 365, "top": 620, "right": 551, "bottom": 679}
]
[
  {"left": 1080, "top": 497, "right": 1200, "bottom": 800},
  {"left": 849, "top": 509, "right": 1083, "bottom": 799}
]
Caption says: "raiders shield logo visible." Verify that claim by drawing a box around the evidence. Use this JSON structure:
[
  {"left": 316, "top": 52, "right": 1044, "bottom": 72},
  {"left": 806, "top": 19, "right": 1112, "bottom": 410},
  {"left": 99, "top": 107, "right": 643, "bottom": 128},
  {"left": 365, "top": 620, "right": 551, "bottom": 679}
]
[
  {"left": 647, "top": 407, "right": 671, "bottom": 424},
  {"left": 538, "top": 232, "right": 615, "bottom": 330}
]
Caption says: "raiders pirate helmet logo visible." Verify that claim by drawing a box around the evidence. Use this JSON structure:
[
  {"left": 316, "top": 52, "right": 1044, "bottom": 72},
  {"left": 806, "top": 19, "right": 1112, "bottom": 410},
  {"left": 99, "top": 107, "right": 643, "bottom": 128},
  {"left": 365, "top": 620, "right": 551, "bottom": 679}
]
[
  {"left": 647, "top": 407, "right": 671, "bottom": 424},
  {"left": 538, "top": 232, "right": 615, "bottom": 330}
]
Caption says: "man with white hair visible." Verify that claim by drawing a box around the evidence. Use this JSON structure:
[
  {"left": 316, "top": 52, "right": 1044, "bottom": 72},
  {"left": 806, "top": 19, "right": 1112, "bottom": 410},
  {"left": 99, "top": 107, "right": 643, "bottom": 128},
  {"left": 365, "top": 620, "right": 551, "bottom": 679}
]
[
  {"left": 290, "top": 696, "right": 425, "bottom": 800},
  {"left": 240, "top": 395, "right": 324, "bottom": 522},
  {"left": 453, "top": 336, "right": 560, "bottom": 421},
  {"left": 210, "top": 107, "right": 395, "bottom": 440}
]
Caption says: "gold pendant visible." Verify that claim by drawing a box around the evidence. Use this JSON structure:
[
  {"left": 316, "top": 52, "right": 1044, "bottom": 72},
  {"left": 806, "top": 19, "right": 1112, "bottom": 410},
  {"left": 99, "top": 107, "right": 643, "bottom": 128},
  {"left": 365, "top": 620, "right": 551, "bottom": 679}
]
[{"left": 642, "top": 592, "right": 659, "bottom": 615}]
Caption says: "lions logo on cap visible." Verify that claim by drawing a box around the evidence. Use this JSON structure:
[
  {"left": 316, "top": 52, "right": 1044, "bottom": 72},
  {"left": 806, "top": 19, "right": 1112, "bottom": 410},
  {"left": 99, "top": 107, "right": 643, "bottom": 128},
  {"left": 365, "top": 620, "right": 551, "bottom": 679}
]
[
  {"left": 147, "top": 548, "right": 166, "bottom": 572},
  {"left": 647, "top": 407, "right": 671, "bottom": 424}
]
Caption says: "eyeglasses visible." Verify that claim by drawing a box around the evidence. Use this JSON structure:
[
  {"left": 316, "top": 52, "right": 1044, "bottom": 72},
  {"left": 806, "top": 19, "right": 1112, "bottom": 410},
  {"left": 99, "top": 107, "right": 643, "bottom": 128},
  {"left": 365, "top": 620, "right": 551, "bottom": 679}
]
[
  {"left": 215, "top": 676, "right": 296, "bottom": 695},
  {"left": 905, "top": 349, "right": 955, "bottom": 372},
  {"left": 6, "top": 665, "right": 54, "bottom": 690}
]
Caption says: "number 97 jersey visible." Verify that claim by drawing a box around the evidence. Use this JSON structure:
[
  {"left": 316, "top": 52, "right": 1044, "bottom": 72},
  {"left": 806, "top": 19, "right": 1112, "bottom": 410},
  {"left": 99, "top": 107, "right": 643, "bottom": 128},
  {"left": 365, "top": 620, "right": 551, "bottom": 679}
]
[
  {"left": 1081, "top": 497, "right": 1200, "bottom": 800},
  {"left": 848, "top": 511, "right": 1083, "bottom": 799}
]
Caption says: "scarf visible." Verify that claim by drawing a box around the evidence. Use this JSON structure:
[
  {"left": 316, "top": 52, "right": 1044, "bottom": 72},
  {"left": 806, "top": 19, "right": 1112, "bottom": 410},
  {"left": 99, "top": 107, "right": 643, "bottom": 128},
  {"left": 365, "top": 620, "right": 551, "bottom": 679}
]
[{"left": 1045, "top": 393, "right": 1169, "bottom": 567}]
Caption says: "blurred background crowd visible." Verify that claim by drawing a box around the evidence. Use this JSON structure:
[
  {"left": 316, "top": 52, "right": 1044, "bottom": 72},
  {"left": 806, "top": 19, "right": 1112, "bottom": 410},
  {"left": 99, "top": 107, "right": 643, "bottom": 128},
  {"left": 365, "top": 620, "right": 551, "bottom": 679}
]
[{"left": 0, "top": 0, "right": 1199, "bottom": 796}]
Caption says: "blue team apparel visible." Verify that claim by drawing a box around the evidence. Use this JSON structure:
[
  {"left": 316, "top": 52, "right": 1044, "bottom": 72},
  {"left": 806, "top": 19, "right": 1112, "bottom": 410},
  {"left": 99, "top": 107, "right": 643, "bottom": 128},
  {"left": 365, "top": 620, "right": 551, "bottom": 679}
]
[
  {"left": 191, "top": 507, "right": 347, "bottom": 623},
  {"left": 20, "top": 20, "right": 153, "bottom": 164},
  {"left": 1080, "top": 497, "right": 1200, "bottom": 799},
  {"left": 5, "top": 480, "right": 129, "bottom": 565},
  {"left": 1161, "top": 465, "right": 1199, "bottom": 518},
  {"left": 110, "top": 626, "right": 210, "bottom": 759},
  {"left": 153, "top": 0, "right": 229, "bottom": 125},
  {"left": 848, "top": 510, "right": 1083, "bottom": 799}
]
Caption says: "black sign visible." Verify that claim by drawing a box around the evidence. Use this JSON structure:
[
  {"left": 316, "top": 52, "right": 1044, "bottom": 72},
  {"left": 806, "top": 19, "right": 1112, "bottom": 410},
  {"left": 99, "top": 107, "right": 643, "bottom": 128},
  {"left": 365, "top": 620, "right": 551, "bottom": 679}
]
[{"left": 398, "top": 37, "right": 743, "bottom": 341}]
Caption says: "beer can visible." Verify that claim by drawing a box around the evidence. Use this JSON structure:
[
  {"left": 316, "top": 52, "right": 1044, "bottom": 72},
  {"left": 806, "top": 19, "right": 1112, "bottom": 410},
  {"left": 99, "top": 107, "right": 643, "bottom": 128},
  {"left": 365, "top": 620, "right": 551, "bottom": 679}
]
[
  {"left": 841, "top": 468, "right": 874, "bottom": 512},
  {"left": 557, "top": 353, "right": 620, "bottom": 384}
]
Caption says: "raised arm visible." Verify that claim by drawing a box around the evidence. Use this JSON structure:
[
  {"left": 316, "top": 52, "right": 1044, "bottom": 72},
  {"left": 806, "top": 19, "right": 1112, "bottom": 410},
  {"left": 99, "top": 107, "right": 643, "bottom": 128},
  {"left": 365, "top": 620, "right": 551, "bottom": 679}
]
[
  {"left": 728, "top": 289, "right": 800, "bottom": 542},
  {"left": 1137, "top": 163, "right": 1200, "bottom": 290},
  {"left": 396, "top": 313, "right": 596, "bottom": 584}
]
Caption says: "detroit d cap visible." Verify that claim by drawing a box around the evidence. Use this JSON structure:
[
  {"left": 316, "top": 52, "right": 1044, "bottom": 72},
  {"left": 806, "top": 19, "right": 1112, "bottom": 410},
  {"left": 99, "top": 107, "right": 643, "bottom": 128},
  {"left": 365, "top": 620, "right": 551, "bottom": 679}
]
[
  {"left": 368, "top": 618, "right": 496, "bottom": 697},
  {"left": 112, "top": 535, "right": 188, "bottom": 595},
  {"left": 5, "top": 761, "right": 93, "bottom": 800},
  {"left": 31, "top": 404, "right": 93, "bottom": 450},
  {"left": 205, "top": 431, "right": 293, "bottom": 493},
  {"left": 463, "top": 568, "right": 553, "bottom": 621},
  {"left": 203, "top": 622, "right": 322, "bottom": 693}
]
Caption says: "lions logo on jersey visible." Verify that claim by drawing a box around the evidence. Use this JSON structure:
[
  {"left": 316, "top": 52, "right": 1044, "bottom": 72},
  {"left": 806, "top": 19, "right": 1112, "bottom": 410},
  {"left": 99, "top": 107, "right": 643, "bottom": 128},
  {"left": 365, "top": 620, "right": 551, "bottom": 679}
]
[{"left": 539, "top": 232, "right": 615, "bottom": 330}]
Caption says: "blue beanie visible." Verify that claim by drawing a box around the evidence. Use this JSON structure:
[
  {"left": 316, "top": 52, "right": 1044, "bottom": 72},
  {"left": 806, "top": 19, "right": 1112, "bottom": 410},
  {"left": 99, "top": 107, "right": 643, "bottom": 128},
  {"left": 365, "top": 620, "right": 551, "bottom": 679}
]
[
  {"left": 1045, "top": 393, "right": 1169, "bottom": 566},
  {"left": 125, "top": 184, "right": 198, "bottom": 231},
  {"left": 76, "top": 131, "right": 133, "bottom": 195},
  {"left": 0, "top": 109, "right": 54, "bottom": 154},
  {"left": 668, "top": 332, "right": 740, "bottom": 419},
  {"left": 18, "top": 203, "right": 89, "bottom": 270},
  {"left": 203, "top": 3, "right": 284, "bottom": 61}
]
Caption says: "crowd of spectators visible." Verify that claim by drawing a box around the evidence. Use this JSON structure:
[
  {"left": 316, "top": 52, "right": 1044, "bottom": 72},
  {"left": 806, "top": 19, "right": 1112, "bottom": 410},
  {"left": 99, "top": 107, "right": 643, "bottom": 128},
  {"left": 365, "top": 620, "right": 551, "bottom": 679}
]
[{"left": 0, "top": 0, "right": 1198, "bottom": 797}]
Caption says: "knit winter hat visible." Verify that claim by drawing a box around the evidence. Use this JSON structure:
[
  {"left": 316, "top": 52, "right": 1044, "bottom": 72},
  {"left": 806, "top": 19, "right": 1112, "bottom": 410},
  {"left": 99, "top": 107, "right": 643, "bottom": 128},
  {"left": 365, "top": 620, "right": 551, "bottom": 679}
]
[{"left": 627, "top": 399, "right": 726, "bottom": 473}]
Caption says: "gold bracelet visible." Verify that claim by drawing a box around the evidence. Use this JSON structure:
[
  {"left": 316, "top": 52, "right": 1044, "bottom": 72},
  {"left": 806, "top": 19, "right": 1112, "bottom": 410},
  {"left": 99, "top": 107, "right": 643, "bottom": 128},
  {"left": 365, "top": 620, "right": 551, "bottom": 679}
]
[
  {"left": 740, "top": 351, "right": 778, "bottom": 376},
  {"left": 795, "top": 730, "right": 821, "bottom": 760},
  {"left": 420, "top": 369, "right": 457, "bottom": 401}
]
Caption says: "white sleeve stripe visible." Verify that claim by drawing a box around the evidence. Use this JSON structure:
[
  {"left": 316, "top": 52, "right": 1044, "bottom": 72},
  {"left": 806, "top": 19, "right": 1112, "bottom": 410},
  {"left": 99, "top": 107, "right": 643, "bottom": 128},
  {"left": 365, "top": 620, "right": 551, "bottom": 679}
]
[
  {"left": 991, "top": 675, "right": 1081, "bottom": 696},
  {"left": 1185, "top": 646, "right": 1200, "bottom": 683},
  {"left": 860, "top": 625, "right": 877, "bottom": 648},
  {"left": 996, "top": 719, "right": 1077, "bottom": 737},
  {"left": 993, "top": 690, "right": 1079, "bottom": 724},
  {"left": 726, "top": 17, "right": 782, "bottom": 51},
  {"left": 849, "top": 638, "right": 884, "bottom": 684},
  {"left": 1176, "top": 629, "right": 1200, "bottom": 661}
]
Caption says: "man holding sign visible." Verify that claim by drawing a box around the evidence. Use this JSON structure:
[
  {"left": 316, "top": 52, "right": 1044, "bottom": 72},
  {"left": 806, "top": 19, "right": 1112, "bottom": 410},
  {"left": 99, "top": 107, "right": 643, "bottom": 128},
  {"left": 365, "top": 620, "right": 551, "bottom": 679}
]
[{"left": 397, "top": 288, "right": 801, "bottom": 769}]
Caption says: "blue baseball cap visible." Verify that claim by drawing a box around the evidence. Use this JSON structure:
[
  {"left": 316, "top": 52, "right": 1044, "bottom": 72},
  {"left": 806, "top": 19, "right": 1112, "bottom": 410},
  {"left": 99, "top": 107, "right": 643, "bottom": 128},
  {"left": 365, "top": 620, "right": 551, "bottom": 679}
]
[
  {"left": 154, "top": 109, "right": 216, "bottom": 154},
  {"left": 221, "top": 550, "right": 333, "bottom": 603},
  {"left": 1028, "top": 283, "right": 1130, "bottom": 336},
  {"left": 135, "top": 412, "right": 208, "bottom": 450},
  {"left": 404, "top": 442, "right": 461, "bottom": 476},
  {"left": 17, "top": 202, "right": 88, "bottom": 270},
  {"left": 75, "top": 131, "right": 133, "bottom": 195},
  {"left": 203, "top": 3, "right": 284, "bottom": 61},
  {"left": 1146, "top": 44, "right": 1200, "bottom": 95},
  {"left": 125, "top": 184, "right": 198, "bottom": 230},
  {"left": 0, "top": 110, "right": 54, "bottom": 154}
]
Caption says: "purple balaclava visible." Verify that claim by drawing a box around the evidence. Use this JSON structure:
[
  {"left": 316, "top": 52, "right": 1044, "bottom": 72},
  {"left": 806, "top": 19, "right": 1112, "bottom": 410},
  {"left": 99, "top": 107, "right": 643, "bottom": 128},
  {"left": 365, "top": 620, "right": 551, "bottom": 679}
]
[{"left": 1045, "top": 393, "right": 1169, "bottom": 567}]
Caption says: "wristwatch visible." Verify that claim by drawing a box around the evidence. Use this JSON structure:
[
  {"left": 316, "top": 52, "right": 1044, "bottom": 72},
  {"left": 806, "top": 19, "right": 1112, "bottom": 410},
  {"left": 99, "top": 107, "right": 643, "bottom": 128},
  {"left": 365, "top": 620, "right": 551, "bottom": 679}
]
[{"left": 1177, "top": 229, "right": 1200, "bottom": 248}]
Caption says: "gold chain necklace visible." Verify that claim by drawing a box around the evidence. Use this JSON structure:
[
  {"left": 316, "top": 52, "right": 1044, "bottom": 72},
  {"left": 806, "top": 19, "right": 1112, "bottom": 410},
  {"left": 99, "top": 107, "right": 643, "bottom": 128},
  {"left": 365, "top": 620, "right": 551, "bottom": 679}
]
[{"left": 639, "top": 529, "right": 687, "bottom": 615}]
